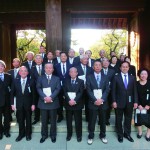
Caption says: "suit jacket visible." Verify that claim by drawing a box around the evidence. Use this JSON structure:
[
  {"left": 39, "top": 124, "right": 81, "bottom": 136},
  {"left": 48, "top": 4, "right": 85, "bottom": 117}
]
[
  {"left": 76, "top": 64, "right": 93, "bottom": 77},
  {"left": 73, "top": 56, "right": 80, "bottom": 67},
  {"left": 54, "top": 62, "right": 72, "bottom": 84},
  {"left": 7, "top": 69, "right": 20, "bottom": 80},
  {"left": 67, "top": 57, "right": 75, "bottom": 66},
  {"left": 11, "top": 77, "right": 35, "bottom": 109},
  {"left": 53, "top": 57, "right": 60, "bottom": 65},
  {"left": 109, "top": 64, "right": 120, "bottom": 74},
  {"left": 128, "top": 65, "right": 136, "bottom": 77},
  {"left": 86, "top": 73, "right": 110, "bottom": 110},
  {"left": 36, "top": 74, "right": 61, "bottom": 110},
  {"left": 112, "top": 73, "right": 138, "bottom": 109},
  {"left": 63, "top": 78, "right": 84, "bottom": 110},
  {"left": 30, "top": 65, "right": 45, "bottom": 83},
  {"left": 0, "top": 73, "right": 12, "bottom": 107},
  {"left": 21, "top": 61, "right": 36, "bottom": 74},
  {"left": 88, "top": 58, "right": 95, "bottom": 67}
]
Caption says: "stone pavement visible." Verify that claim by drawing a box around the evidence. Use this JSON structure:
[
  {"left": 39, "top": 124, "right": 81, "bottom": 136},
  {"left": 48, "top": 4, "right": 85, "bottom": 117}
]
[{"left": 0, "top": 132, "right": 150, "bottom": 150}]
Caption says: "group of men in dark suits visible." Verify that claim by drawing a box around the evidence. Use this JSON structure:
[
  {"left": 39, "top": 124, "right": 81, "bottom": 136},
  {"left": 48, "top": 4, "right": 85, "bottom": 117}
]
[{"left": 0, "top": 47, "right": 139, "bottom": 145}]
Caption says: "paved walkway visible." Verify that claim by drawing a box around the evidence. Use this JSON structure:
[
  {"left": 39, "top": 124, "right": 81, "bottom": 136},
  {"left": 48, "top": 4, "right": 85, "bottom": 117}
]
[{"left": 0, "top": 132, "right": 150, "bottom": 150}]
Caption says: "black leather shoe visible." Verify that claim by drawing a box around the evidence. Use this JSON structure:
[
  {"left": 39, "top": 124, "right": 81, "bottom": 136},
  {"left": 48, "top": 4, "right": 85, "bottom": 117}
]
[
  {"left": 57, "top": 116, "right": 63, "bottom": 123},
  {"left": 66, "top": 135, "right": 71, "bottom": 141},
  {"left": 40, "top": 137, "right": 47, "bottom": 143},
  {"left": 51, "top": 137, "right": 56, "bottom": 143},
  {"left": 32, "top": 120, "right": 39, "bottom": 125},
  {"left": 0, "top": 133, "right": 3, "bottom": 140},
  {"left": 137, "top": 134, "right": 142, "bottom": 139},
  {"left": 26, "top": 135, "right": 31, "bottom": 141},
  {"left": 16, "top": 135, "right": 25, "bottom": 142},
  {"left": 77, "top": 137, "right": 82, "bottom": 142},
  {"left": 124, "top": 134, "right": 134, "bottom": 142},
  {"left": 4, "top": 132, "right": 11, "bottom": 138},
  {"left": 118, "top": 136, "right": 123, "bottom": 143},
  {"left": 105, "top": 121, "right": 110, "bottom": 126},
  {"left": 145, "top": 136, "right": 150, "bottom": 141}
]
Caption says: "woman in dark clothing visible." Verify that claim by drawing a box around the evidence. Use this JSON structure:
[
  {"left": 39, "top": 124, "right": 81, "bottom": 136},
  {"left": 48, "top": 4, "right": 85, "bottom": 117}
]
[
  {"left": 135, "top": 68, "right": 150, "bottom": 141},
  {"left": 109, "top": 56, "right": 120, "bottom": 74}
]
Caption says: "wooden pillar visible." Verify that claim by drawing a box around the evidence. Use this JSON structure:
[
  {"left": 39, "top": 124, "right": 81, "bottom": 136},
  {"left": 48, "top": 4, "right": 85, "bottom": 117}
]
[
  {"left": 45, "top": 0, "right": 62, "bottom": 52},
  {"left": 62, "top": 9, "right": 71, "bottom": 52},
  {"left": 0, "top": 24, "right": 12, "bottom": 70}
]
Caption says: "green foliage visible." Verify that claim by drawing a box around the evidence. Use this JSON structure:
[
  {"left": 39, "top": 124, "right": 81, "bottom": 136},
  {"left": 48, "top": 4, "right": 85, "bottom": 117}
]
[{"left": 90, "top": 29, "right": 128, "bottom": 59}]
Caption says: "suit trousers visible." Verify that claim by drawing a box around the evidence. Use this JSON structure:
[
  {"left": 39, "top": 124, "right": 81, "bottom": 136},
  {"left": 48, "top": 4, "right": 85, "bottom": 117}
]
[
  {"left": 66, "top": 109, "right": 82, "bottom": 138},
  {"left": 34, "top": 92, "right": 40, "bottom": 121},
  {"left": 83, "top": 89, "right": 89, "bottom": 122},
  {"left": 0, "top": 106, "right": 10, "bottom": 134},
  {"left": 88, "top": 108, "right": 106, "bottom": 139},
  {"left": 57, "top": 89, "right": 64, "bottom": 117},
  {"left": 41, "top": 109, "right": 57, "bottom": 138},
  {"left": 116, "top": 105, "right": 133, "bottom": 137},
  {"left": 17, "top": 108, "right": 32, "bottom": 136}
]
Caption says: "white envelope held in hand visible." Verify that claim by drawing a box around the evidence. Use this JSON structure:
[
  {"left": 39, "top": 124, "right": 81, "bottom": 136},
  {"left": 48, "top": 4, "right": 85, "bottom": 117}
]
[
  {"left": 93, "top": 89, "right": 102, "bottom": 99},
  {"left": 67, "top": 92, "right": 76, "bottom": 100},
  {"left": 43, "top": 87, "right": 52, "bottom": 97}
]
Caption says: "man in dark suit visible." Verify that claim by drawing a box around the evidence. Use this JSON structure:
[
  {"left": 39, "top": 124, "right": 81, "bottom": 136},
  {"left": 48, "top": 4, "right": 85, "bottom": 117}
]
[
  {"left": 101, "top": 57, "right": 115, "bottom": 125},
  {"left": 86, "top": 61, "right": 110, "bottom": 145},
  {"left": 31, "top": 54, "right": 45, "bottom": 125},
  {"left": 63, "top": 67, "right": 84, "bottom": 142},
  {"left": 54, "top": 52, "right": 72, "bottom": 122},
  {"left": 11, "top": 66, "right": 35, "bottom": 142},
  {"left": 39, "top": 45, "right": 47, "bottom": 63},
  {"left": 73, "top": 47, "right": 84, "bottom": 67},
  {"left": 85, "top": 50, "right": 95, "bottom": 68},
  {"left": 36, "top": 63, "right": 61, "bottom": 143},
  {"left": 0, "top": 60, "right": 12, "bottom": 140},
  {"left": 75, "top": 54, "right": 93, "bottom": 122},
  {"left": 112, "top": 61, "right": 138, "bottom": 143},
  {"left": 8, "top": 58, "right": 21, "bottom": 80},
  {"left": 96, "top": 49, "right": 106, "bottom": 62},
  {"left": 21, "top": 51, "right": 36, "bottom": 75},
  {"left": 67, "top": 49, "right": 75, "bottom": 65},
  {"left": 53, "top": 49, "right": 61, "bottom": 65},
  {"left": 43, "top": 51, "right": 55, "bottom": 66}
]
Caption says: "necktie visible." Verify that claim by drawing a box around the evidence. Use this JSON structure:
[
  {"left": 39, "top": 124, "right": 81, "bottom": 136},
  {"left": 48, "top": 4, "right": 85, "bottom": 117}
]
[
  {"left": 22, "top": 79, "right": 26, "bottom": 94},
  {"left": 47, "top": 75, "right": 50, "bottom": 84},
  {"left": 38, "top": 66, "right": 41, "bottom": 76},
  {"left": 14, "top": 69, "right": 17, "bottom": 78},
  {"left": 71, "top": 80, "right": 75, "bottom": 84},
  {"left": 0, "top": 74, "right": 3, "bottom": 81},
  {"left": 105, "top": 69, "right": 107, "bottom": 75},
  {"left": 124, "top": 75, "right": 128, "bottom": 89},
  {"left": 83, "top": 66, "right": 86, "bottom": 75},
  {"left": 96, "top": 75, "right": 100, "bottom": 88},
  {"left": 28, "top": 61, "right": 32, "bottom": 69},
  {"left": 63, "top": 64, "right": 65, "bottom": 76}
]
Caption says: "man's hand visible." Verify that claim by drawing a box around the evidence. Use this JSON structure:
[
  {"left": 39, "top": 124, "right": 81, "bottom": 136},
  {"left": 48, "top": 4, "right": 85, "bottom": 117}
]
[
  {"left": 31, "top": 105, "right": 35, "bottom": 111},
  {"left": 44, "top": 97, "right": 53, "bottom": 103},
  {"left": 11, "top": 105, "right": 16, "bottom": 111},
  {"left": 138, "top": 105, "right": 143, "bottom": 111},
  {"left": 145, "top": 105, "right": 149, "bottom": 110},
  {"left": 134, "top": 103, "right": 138, "bottom": 109},
  {"left": 69, "top": 99, "right": 76, "bottom": 106},
  {"left": 94, "top": 99, "right": 103, "bottom": 106},
  {"left": 112, "top": 102, "right": 117, "bottom": 109}
]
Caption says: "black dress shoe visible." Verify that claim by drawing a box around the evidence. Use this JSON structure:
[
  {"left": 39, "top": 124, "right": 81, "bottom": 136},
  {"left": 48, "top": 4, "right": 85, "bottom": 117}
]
[
  {"left": 77, "top": 137, "right": 82, "bottom": 142},
  {"left": 4, "top": 132, "right": 11, "bottom": 138},
  {"left": 0, "top": 133, "right": 3, "bottom": 140},
  {"left": 16, "top": 135, "right": 25, "bottom": 142},
  {"left": 32, "top": 120, "right": 39, "bottom": 125},
  {"left": 26, "top": 135, "right": 31, "bottom": 141},
  {"left": 40, "top": 137, "right": 47, "bottom": 143},
  {"left": 105, "top": 121, "right": 110, "bottom": 126},
  {"left": 57, "top": 116, "right": 63, "bottom": 123},
  {"left": 66, "top": 135, "right": 71, "bottom": 141},
  {"left": 51, "top": 137, "right": 56, "bottom": 143},
  {"left": 145, "top": 136, "right": 150, "bottom": 141},
  {"left": 124, "top": 134, "right": 134, "bottom": 142},
  {"left": 118, "top": 136, "right": 123, "bottom": 143},
  {"left": 137, "top": 134, "right": 142, "bottom": 139}
]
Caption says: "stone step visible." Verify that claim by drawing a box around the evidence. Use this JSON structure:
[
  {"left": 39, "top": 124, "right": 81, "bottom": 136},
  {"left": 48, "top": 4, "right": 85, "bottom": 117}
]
[{"left": 10, "top": 114, "right": 147, "bottom": 133}]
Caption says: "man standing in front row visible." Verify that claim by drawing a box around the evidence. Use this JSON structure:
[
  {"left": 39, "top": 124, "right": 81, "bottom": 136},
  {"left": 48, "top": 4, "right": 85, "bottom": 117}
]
[
  {"left": 11, "top": 66, "right": 35, "bottom": 142},
  {"left": 36, "top": 63, "right": 61, "bottom": 143},
  {"left": 112, "top": 61, "right": 138, "bottom": 143},
  {"left": 86, "top": 61, "right": 109, "bottom": 145}
]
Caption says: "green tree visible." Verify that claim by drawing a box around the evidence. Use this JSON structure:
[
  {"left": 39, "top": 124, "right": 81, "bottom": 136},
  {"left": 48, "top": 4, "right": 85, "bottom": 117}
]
[{"left": 90, "top": 29, "right": 127, "bottom": 59}]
